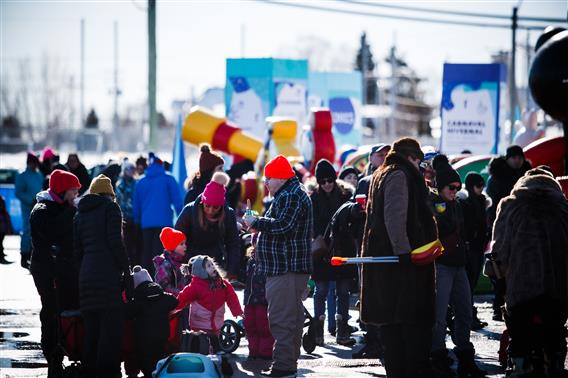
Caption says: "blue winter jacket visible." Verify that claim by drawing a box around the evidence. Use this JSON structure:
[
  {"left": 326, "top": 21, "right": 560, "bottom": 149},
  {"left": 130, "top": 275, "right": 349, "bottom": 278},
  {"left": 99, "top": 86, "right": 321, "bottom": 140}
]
[
  {"left": 15, "top": 169, "right": 44, "bottom": 208},
  {"left": 133, "top": 163, "right": 183, "bottom": 229}
]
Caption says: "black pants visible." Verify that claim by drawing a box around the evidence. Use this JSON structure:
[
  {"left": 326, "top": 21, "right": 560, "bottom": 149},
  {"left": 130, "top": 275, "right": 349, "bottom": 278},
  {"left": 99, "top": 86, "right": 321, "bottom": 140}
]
[
  {"left": 123, "top": 220, "right": 141, "bottom": 267},
  {"left": 379, "top": 323, "right": 432, "bottom": 378},
  {"left": 491, "top": 277, "right": 506, "bottom": 313},
  {"left": 142, "top": 228, "right": 163, "bottom": 277},
  {"left": 505, "top": 295, "right": 568, "bottom": 359},
  {"left": 31, "top": 264, "right": 79, "bottom": 366},
  {"left": 82, "top": 307, "right": 124, "bottom": 378}
]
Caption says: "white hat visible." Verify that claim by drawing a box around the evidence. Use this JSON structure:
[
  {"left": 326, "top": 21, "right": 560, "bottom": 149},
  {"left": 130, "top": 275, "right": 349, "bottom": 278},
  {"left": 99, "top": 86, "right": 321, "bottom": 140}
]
[{"left": 132, "top": 265, "right": 152, "bottom": 288}]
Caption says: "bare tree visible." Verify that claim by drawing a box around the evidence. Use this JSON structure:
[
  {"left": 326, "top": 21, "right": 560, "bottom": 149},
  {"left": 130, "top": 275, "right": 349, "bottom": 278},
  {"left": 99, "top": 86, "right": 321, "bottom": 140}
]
[{"left": 277, "top": 35, "right": 354, "bottom": 72}]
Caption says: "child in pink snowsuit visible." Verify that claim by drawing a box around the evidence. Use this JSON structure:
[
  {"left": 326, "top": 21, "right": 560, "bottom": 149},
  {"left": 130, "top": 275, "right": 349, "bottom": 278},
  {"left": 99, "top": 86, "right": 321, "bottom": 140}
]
[
  {"left": 176, "top": 255, "right": 243, "bottom": 339},
  {"left": 244, "top": 246, "right": 274, "bottom": 360}
]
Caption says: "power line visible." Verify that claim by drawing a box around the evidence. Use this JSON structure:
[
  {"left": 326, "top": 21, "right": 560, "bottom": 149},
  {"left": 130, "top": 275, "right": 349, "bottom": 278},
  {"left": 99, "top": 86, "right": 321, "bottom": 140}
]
[
  {"left": 259, "top": 0, "right": 549, "bottom": 30},
  {"left": 337, "top": 0, "right": 566, "bottom": 23}
]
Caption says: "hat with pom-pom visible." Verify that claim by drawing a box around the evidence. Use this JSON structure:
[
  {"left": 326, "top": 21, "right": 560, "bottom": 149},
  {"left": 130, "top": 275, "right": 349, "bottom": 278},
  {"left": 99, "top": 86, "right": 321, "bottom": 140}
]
[
  {"left": 202, "top": 172, "right": 229, "bottom": 207},
  {"left": 199, "top": 144, "right": 225, "bottom": 175},
  {"left": 132, "top": 265, "right": 153, "bottom": 288}
]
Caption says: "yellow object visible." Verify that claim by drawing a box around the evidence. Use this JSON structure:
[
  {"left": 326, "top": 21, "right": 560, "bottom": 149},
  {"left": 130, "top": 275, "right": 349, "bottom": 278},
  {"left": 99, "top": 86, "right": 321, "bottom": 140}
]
[
  {"left": 411, "top": 239, "right": 444, "bottom": 255},
  {"left": 228, "top": 132, "right": 263, "bottom": 161},
  {"left": 266, "top": 117, "right": 301, "bottom": 158},
  {"left": 182, "top": 106, "right": 223, "bottom": 145}
]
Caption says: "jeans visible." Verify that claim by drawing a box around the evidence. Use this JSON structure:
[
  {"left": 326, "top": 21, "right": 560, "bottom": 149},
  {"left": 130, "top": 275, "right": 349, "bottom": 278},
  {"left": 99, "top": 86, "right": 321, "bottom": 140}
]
[
  {"left": 326, "top": 281, "right": 337, "bottom": 331},
  {"left": 313, "top": 279, "right": 350, "bottom": 321},
  {"left": 432, "top": 264, "right": 473, "bottom": 352}
]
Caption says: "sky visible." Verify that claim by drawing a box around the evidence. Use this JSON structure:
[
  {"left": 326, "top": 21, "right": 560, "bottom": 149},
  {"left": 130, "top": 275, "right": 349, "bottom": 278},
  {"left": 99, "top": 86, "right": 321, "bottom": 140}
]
[{"left": 1, "top": 0, "right": 566, "bottom": 129}]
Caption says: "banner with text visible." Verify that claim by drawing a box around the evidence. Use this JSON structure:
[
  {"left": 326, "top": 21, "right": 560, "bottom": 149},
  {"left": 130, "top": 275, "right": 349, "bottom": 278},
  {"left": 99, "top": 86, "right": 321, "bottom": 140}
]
[{"left": 440, "top": 64, "right": 506, "bottom": 154}]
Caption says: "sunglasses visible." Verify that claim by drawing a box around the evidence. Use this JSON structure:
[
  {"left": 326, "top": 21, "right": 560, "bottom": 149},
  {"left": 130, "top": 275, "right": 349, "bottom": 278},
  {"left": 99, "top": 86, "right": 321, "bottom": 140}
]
[
  {"left": 447, "top": 184, "right": 461, "bottom": 191},
  {"left": 320, "top": 178, "right": 335, "bottom": 185}
]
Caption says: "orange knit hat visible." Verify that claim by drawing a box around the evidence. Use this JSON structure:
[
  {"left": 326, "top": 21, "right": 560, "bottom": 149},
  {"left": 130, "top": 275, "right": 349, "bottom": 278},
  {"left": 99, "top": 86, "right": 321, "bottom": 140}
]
[{"left": 160, "top": 227, "right": 186, "bottom": 251}]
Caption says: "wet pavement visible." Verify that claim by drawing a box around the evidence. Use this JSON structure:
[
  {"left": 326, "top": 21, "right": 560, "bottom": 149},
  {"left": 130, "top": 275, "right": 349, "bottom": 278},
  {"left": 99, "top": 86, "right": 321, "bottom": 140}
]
[{"left": 0, "top": 235, "right": 547, "bottom": 377}]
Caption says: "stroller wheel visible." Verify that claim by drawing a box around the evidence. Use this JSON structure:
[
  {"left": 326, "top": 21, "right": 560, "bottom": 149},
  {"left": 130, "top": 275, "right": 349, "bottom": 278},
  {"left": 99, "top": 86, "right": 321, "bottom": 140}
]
[
  {"left": 302, "top": 332, "right": 316, "bottom": 354},
  {"left": 219, "top": 320, "right": 241, "bottom": 353}
]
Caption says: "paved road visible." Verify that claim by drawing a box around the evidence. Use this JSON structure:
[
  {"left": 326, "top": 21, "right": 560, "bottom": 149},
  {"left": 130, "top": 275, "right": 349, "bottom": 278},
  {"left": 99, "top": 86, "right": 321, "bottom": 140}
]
[{"left": 0, "top": 235, "right": 512, "bottom": 377}]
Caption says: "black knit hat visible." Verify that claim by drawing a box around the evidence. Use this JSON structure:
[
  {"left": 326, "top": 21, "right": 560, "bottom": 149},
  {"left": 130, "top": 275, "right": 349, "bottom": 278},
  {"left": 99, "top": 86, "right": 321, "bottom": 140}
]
[
  {"left": 315, "top": 159, "right": 337, "bottom": 182},
  {"left": 505, "top": 145, "right": 525, "bottom": 160},
  {"left": 465, "top": 172, "right": 485, "bottom": 192},
  {"left": 432, "top": 154, "right": 461, "bottom": 190}
]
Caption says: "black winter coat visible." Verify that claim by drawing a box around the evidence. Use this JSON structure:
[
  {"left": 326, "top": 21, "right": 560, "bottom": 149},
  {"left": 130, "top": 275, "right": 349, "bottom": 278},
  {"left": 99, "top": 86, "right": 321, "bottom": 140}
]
[
  {"left": 68, "top": 163, "right": 92, "bottom": 196},
  {"left": 128, "top": 281, "right": 178, "bottom": 348},
  {"left": 486, "top": 156, "right": 531, "bottom": 225},
  {"left": 74, "top": 194, "right": 130, "bottom": 311},
  {"left": 174, "top": 195, "right": 241, "bottom": 275},
  {"left": 310, "top": 183, "right": 352, "bottom": 281},
  {"left": 459, "top": 192, "right": 489, "bottom": 255},
  {"left": 29, "top": 192, "right": 77, "bottom": 270},
  {"left": 430, "top": 191, "right": 466, "bottom": 267}
]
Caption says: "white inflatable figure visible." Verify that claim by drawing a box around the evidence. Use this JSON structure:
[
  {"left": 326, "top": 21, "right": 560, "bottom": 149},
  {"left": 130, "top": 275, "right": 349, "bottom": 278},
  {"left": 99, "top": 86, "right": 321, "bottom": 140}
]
[
  {"left": 273, "top": 82, "right": 307, "bottom": 144},
  {"left": 228, "top": 77, "right": 265, "bottom": 140},
  {"left": 441, "top": 85, "right": 496, "bottom": 155},
  {"left": 513, "top": 109, "right": 545, "bottom": 147}
]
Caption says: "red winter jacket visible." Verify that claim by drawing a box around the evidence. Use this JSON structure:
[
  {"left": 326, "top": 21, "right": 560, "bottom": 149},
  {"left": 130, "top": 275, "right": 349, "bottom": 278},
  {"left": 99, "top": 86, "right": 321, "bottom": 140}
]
[{"left": 176, "top": 276, "right": 243, "bottom": 333}]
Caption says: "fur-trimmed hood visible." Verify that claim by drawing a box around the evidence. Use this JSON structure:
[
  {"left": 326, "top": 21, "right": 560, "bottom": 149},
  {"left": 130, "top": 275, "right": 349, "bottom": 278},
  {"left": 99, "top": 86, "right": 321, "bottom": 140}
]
[{"left": 488, "top": 156, "right": 532, "bottom": 179}]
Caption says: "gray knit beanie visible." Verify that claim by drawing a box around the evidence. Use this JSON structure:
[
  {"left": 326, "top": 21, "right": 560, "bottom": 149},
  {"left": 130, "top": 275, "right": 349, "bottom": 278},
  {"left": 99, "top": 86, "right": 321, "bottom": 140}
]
[{"left": 190, "top": 255, "right": 210, "bottom": 279}]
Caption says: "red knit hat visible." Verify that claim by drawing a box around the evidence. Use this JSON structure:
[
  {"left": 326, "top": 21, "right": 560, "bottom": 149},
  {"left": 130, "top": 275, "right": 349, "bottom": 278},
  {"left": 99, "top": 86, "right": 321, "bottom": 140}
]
[
  {"left": 49, "top": 169, "right": 81, "bottom": 194},
  {"left": 264, "top": 155, "right": 295, "bottom": 179},
  {"left": 160, "top": 227, "right": 186, "bottom": 251}
]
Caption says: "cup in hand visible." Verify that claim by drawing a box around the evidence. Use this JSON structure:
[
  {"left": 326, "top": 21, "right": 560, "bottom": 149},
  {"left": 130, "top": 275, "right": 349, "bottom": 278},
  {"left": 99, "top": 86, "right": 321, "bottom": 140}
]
[{"left": 355, "top": 194, "right": 367, "bottom": 209}]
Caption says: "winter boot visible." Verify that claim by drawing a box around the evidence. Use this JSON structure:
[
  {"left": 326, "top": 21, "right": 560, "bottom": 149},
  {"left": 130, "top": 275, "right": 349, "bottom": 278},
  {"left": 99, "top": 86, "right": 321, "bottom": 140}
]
[
  {"left": 0, "top": 254, "right": 13, "bottom": 264},
  {"left": 335, "top": 314, "right": 356, "bottom": 346},
  {"left": 431, "top": 349, "right": 455, "bottom": 378},
  {"left": 21, "top": 254, "right": 30, "bottom": 270},
  {"left": 505, "top": 356, "right": 534, "bottom": 377},
  {"left": 312, "top": 315, "right": 325, "bottom": 346},
  {"left": 471, "top": 307, "right": 487, "bottom": 331},
  {"left": 455, "top": 348, "right": 486, "bottom": 377}
]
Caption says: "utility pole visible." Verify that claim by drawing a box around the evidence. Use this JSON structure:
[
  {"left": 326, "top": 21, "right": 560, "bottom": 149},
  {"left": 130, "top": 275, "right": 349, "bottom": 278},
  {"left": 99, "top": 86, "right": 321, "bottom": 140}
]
[
  {"left": 241, "top": 24, "right": 246, "bottom": 57},
  {"left": 389, "top": 45, "right": 397, "bottom": 143},
  {"left": 80, "top": 18, "right": 85, "bottom": 129},
  {"left": 361, "top": 33, "right": 368, "bottom": 106},
  {"left": 148, "top": 0, "right": 157, "bottom": 149},
  {"left": 113, "top": 20, "right": 120, "bottom": 150},
  {"left": 525, "top": 30, "right": 532, "bottom": 109},
  {"left": 509, "top": 6, "right": 519, "bottom": 143}
]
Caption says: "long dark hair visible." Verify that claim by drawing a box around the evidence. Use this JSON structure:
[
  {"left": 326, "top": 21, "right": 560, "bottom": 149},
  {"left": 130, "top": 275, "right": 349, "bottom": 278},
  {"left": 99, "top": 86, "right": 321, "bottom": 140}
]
[{"left": 197, "top": 202, "right": 225, "bottom": 235}]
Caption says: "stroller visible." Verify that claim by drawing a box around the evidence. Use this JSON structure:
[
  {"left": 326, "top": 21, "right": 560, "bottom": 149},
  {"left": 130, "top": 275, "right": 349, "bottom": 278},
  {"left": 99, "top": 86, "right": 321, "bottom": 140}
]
[{"left": 218, "top": 305, "right": 318, "bottom": 355}]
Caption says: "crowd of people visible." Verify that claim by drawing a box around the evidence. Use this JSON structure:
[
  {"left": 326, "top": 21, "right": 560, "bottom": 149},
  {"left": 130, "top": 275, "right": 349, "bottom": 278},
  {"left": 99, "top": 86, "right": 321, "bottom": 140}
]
[{"left": 2, "top": 139, "right": 566, "bottom": 378}]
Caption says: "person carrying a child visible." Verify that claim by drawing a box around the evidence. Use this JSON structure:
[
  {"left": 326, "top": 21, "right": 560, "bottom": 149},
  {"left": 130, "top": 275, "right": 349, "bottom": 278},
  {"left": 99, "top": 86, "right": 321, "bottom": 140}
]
[
  {"left": 244, "top": 244, "right": 274, "bottom": 360},
  {"left": 128, "top": 265, "right": 178, "bottom": 378},
  {"left": 153, "top": 227, "right": 190, "bottom": 296},
  {"left": 175, "top": 254, "right": 243, "bottom": 350}
]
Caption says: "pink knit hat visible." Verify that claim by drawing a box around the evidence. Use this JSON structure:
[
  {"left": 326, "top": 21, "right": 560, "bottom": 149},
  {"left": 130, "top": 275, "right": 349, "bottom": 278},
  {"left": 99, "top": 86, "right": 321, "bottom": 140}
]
[{"left": 201, "top": 172, "right": 229, "bottom": 207}]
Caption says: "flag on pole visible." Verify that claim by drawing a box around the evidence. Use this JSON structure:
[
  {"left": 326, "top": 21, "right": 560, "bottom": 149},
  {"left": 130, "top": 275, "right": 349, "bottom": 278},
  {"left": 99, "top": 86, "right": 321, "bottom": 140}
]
[{"left": 171, "top": 113, "right": 187, "bottom": 197}]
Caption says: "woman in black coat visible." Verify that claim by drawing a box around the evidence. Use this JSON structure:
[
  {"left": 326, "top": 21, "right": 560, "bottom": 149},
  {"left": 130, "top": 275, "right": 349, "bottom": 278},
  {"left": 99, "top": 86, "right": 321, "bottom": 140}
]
[
  {"left": 310, "top": 159, "right": 354, "bottom": 346},
  {"left": 29, "top": 169, "right": 82, "bottom": 378},
  {"left": 175, "top": 172, "right": 241, "bottom": 279},
  {"left": 74, "top": 174, "right": 132, "bottom": 378}
]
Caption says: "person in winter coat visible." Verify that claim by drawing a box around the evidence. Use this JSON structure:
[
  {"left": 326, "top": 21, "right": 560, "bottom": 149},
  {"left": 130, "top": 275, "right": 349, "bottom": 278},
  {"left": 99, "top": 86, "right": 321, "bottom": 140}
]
[
  {"left": 175, "top": 255, "right": 243, "bottom": 338},
  {"left": 360, "top": 138, "right": 436, "bottom": 378},
  {"left": 242, "top": 155, "right": 313, "bottom": 378},
  {"left": 128, "top": 266, "right": 178, "bottom": 378},
  {"left": 74, "top": 174, "right": 133, "bottom": 378},
  {"left": 244, "top": 245, "right": 274, "bottom": 360},
  {"left": 429, "top": 156, "right": 485, "bottom": 377},
  {"left": 459, "top": 172, "right": 490, "bottom": 331},
  {"left": 15, "top": 152, "right": 43, "bottom": 268},
  {"left": 491, "top": 173, "right": 568, "bottom": 377},
  {"left": 184, "top": 144, "right": 225, "bottom": 206},
  {"left": 0, "top": 195, "right": 14, "bottom": 264},
  {"left": 153, "top": 227, "right": 190, "bottom": 296},
  {"left": 29, "top": 169, "right": 81, "bottom": 377},
  {"left": 116, "top": 160, "right": 140, "bottom": 265},
  {"left": 133, "top": 154, "right": 183, "bottom": 276},
  {"left": 486, "top": 144, "right": 531, "bottom": 321},
  {"left": 175, "top": 172, "right": 241, "bottom": 279},
  {"left": 65, "top": 153, "right": 91, "bottom": 196},
  {"left": 310, "top": 159, "right": 355, "bottom": 347}
]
